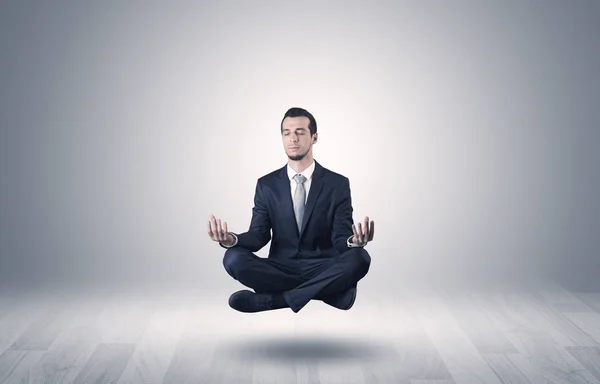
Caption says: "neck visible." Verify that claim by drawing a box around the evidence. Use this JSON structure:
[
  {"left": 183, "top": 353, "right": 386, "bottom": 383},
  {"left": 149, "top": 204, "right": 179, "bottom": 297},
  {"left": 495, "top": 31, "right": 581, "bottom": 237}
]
[{"left": 288, "top": 154, "right": 314, "bottom": 174}]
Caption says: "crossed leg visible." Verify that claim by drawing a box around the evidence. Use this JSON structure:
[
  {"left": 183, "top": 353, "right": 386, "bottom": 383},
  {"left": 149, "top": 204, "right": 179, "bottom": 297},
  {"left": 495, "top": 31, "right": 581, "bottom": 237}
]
[
  {"left": 223, "top": 247, "right": 371, "bottom": 312},
  {"left": 223, "top": 248, "right": 305, "bottom": 293},
  {"left": 284, "top": 248, "right": 370, "bottom": 312}
]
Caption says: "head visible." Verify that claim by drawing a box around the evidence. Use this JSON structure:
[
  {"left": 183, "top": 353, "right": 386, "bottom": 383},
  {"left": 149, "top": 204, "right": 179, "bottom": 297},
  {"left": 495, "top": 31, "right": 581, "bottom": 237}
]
[{"left": 280, "top": 107, "right": 318, "bottom": 161}]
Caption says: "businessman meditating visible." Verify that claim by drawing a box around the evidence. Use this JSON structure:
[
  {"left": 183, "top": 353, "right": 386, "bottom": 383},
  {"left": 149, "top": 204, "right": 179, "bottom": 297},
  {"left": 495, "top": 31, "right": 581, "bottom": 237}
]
[{"left": 207, "top": 107, "right": 374, "bottom": 313}]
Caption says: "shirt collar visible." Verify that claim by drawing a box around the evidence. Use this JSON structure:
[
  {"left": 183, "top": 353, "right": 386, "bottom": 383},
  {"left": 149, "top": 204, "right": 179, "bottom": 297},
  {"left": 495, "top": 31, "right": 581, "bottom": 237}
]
[{"left": 287, "top": 160, "right": 315, "bottom": 182}]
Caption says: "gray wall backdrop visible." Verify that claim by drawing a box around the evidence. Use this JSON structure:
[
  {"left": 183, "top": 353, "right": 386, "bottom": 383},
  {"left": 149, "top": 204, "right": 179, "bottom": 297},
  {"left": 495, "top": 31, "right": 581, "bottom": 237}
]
[{"left": 1, "top": 1, "right": 599, "bottom": 292}]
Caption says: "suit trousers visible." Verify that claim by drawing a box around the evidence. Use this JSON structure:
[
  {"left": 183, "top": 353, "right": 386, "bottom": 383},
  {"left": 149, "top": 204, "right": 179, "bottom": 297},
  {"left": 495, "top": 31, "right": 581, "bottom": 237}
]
[{"left": 223, "top": 247, "right": 371, "bottom": 312}]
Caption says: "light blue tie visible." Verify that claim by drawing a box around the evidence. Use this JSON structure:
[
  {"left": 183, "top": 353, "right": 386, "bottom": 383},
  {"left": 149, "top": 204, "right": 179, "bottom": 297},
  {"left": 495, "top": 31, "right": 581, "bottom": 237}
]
[{"left": 293, "top": 174, "right": 307, "bottom": 232}]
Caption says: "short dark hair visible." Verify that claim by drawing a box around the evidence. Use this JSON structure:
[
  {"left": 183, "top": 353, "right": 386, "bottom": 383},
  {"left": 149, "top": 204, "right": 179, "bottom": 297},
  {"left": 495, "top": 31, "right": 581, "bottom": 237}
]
[{"left": 280, "top": 107, "right": 317, "bottom": 136}]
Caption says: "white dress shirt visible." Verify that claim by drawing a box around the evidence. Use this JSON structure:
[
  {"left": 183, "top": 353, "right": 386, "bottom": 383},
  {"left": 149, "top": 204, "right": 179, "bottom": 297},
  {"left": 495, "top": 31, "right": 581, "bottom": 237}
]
[
  {"left": 287, "top": 161, "right": 314, "bottom": 204},
  {"left": 221, "top": 161, "right": 364, "bottom": 248}
]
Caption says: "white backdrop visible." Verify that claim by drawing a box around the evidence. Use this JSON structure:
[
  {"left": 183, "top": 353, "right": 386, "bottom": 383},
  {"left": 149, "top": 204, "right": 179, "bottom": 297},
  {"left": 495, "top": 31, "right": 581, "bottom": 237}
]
[{"left": 1, "top": 0, "right": 599, "bottom": 292}]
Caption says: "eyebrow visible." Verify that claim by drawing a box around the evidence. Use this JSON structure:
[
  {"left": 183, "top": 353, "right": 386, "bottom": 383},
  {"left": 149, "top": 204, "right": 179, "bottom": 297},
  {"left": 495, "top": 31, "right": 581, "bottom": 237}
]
[{"left": 283, "top": 127, "right": 306, "bottom": 131}]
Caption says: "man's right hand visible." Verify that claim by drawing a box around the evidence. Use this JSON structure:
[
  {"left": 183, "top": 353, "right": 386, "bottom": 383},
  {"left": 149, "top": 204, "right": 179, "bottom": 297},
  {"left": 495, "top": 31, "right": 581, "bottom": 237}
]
[{"left": 207, "top": 214, "right": 235, "bottom": 247}]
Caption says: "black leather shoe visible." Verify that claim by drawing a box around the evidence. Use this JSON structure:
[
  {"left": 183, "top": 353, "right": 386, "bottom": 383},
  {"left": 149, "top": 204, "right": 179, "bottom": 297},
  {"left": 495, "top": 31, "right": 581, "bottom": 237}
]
[
  {"left": 228, "top": 290, "right": 287, "bottom": 313},
  {"left": 321, "top": 287, "right": 357, "bottom": 310}
]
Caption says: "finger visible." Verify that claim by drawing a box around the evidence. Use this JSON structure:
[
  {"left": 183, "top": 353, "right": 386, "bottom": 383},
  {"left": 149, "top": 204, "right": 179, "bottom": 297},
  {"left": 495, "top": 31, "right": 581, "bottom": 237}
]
[
  {"left": 209, "top": 217, "right": 218, "bottom": 238},
  {"left": 363, "top": 217, "right": 369, "bottom": 236},
  {"left": 219, "top": 220, "right": 228, "bottom": 241},
  {"left": 369, "top": 221, "right": 375, "bottom": 241},
  {"left": 352, "top": 224, "right": 359, "bottom": 243},
  {"left": 207, "top": 221, "right": 213, "bottom": 237},
  {"left": 357, "top": 222, "right": 364, "bottom": 243},
  {"left": 217, "top": 219, "right": 225, "bottom": 241},
  {"left": 214, "top": 218, "right": 223, "bottom": 240},
  {"left": 223, "top": 221, "right": 229, "bottom": 241}
]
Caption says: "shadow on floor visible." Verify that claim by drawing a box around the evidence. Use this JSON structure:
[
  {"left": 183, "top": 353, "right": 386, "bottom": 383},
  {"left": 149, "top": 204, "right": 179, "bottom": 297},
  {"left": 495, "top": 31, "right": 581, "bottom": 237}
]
[{"left": 230, "top": 335, "right": 397, "bottom": 362}]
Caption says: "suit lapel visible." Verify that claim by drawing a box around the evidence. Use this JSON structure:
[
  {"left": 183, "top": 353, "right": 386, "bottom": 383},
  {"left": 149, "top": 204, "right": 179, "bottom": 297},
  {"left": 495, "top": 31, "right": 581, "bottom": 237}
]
[
  {"left": 300, "top": 161, "right": 324, "bottom": 237},
  {"left": 276, "top": 165, "right": 299, "bottom": 236}
]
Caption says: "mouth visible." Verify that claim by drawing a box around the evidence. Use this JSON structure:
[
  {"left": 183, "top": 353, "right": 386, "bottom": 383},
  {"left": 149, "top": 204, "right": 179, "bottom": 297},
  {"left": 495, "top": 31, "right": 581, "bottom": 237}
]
[{"left": 289, "top": 147, "right": 299, "bottom": 150}]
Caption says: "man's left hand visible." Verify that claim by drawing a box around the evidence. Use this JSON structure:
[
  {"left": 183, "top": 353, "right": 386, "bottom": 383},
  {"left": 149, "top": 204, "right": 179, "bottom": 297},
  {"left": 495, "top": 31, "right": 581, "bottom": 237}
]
[{"left": 352, "top": 216, "right": 374, "bottom": 245}]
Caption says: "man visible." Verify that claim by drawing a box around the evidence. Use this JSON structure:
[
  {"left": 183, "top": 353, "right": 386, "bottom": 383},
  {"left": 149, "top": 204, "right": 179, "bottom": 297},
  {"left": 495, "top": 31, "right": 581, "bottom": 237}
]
[{"left": 207, "top": 107, "right": 374, "bottom": 313}]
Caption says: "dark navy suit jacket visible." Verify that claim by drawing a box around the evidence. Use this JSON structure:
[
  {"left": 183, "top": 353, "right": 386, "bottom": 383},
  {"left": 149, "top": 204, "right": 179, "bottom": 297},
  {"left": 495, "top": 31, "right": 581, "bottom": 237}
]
[{"left": 231, "top": 160, "right": 355, "bottom": 260}]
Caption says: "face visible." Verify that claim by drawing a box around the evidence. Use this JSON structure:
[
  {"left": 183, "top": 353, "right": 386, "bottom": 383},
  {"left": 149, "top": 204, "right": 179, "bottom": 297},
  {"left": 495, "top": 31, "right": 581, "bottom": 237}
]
[{"left": 281, "top": 116, "right": 317, "bottom": 161}]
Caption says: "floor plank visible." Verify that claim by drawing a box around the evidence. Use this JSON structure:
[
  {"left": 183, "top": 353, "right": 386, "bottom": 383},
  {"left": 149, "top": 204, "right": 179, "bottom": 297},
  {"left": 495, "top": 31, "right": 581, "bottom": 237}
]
[
  {"left": 522, "top": 290, "right": 599, "bottom": 347},
  {"left": 0, "top": 350, "right": 28, "bottom": 382},
  {"left": 204, "top": 344, "right": 255, "bottom": 384},
  {"left": 409, "top": 288, "right": 504, "bottom": 384},
  {"left": 0, "top": 299, "right": 46, "bottom": 355},
  {"left": 9, "top": 307, "right": 75, "bottom": 350},
  {"left": 252, "top": 358, "right": 298, "bottom": 384},
  {"left": 472, "top": 291, "right": 600, "bottom": 384},
  {"left": 437, "top": 288, "right": 519, "bottom": 354},
  {"left": 563, "top": 312, "right": 600, "bottom": 344},
  {"left": 318, "top": 360, "right": 366, "bottom": 384},
  {"left": 162, "top": 335, "right": 217, "bottom": 384},
  {"left": 294, "top": 359, "right": 322, "bottom": 384},
  {"left": 116, "top": 308, "right": 188, "bottom": 383},
  {"left": 162, "top": 302, "right": 227, "bottom": 384},
  {"left": 567, "top": 347, "right": 600, "bottom": 381},
  {"left": 72, "top": 343, "right": 136, "bottom": 384},
  {"left": 96, "top": 297, "right": 155, "bottom": 344},
  {"left": 361, "top": 295, "right": 454, "bottom": 383},
  {"left": 29, "top": 299, "right": 108, "bottom": 384},
  {"left": 0, "top": 350, "right": 46, "bottom": 384},
  {"left": 482, "top": 353, "right": 546, "bottom": 384},
  {"left": 2, "top": 283, "right": 600, "bottom": 383},
  {"left": 534, "top": 282, "right": 594, "bottom": 313}
]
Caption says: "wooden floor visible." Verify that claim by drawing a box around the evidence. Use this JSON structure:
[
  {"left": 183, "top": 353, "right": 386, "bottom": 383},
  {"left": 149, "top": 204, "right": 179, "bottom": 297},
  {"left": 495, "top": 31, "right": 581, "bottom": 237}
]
[{"left": 1, "top": 281, "right": 600, "bottom": 383}]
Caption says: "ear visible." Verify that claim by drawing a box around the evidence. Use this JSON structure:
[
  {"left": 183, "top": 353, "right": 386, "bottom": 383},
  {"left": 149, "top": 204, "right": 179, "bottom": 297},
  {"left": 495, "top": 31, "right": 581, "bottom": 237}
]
[{"left": 312, "top": 133, "right": 318, "bottom": 143}]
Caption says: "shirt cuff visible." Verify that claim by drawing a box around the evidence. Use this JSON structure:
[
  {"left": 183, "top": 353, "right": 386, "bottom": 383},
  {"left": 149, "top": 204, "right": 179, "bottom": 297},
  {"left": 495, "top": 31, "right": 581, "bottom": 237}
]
[
  {"left": 347, "top": 235, "right": 365, "bottom": 248},
  {"left": 220, "top": 232, "right": 238, "bottom": 248}
]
